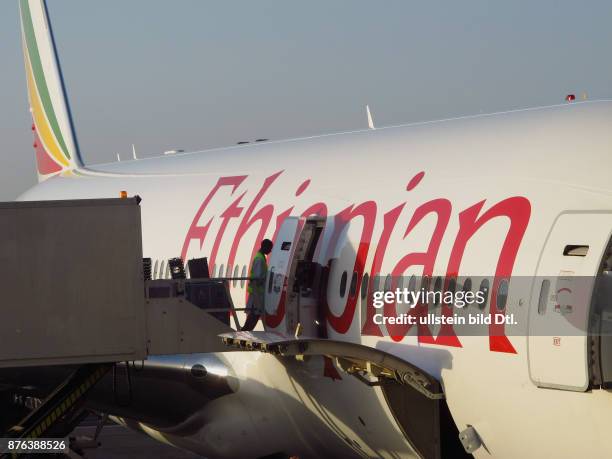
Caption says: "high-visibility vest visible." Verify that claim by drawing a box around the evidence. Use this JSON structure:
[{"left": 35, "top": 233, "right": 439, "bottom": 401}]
[{"left": 247, "top": 251, "right": 268, "bottom": 294}]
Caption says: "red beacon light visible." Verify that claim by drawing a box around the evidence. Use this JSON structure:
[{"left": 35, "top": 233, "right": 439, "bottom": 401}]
[{"left": 565, "top": 94, "right": 576, "bottom": 102}]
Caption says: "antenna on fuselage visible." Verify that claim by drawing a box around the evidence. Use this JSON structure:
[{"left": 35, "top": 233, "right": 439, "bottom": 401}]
[
  {"left": 116, "top": 153, "right": 121, "bottom": 162},
  {"left": 132, "top": 144, "right": 138, "bottom": 160},
  {"left": 366, "top": 105, "right": 375, "bottom": 130}
]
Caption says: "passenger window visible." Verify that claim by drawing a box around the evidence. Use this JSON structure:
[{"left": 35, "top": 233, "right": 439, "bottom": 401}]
[
  {"left": 361, "top": 273, "right": 370, "bottom": 300},
  {"left": 407, "top": 275, "right": 417, "bottom": 306},
  {"left": 421, "top": 275, "right": 431, "bottom": 292},
  {"left": 233, "top": 265, "right": 239, "bottom": 287},
  {"left": 538, "top": 279, "right": 550, "bottom": 315},
  {"left": 384, "top": 274, "right": 392, "bottom": 292},
  {"left": 478, "top": 279, "right": 490, "bottom": 310},
  {"left": 418, "top": 276, "right": 430, "bottom": 305},
  {"left": 340, "top": 271, "right": 348, "bottom": 298},
  {"left": 408, "top": 275, "right": 417, "bottom": 293},
  {"left": 462, "top": 277, "right": 472, "bottom": 294},
  {"left": 241, "top": 265, "right": 247, "bottom": 288},
  {"left": 349, "top": 271, "right": 358, "bottom": 298},
  {"left": 396, "top": 275, "right": 404, "bottom": 291},
  {"left": 497, "top": 279, "right": 509, "bottom": 310},
  {"left": 453, "top": 277, "right": 471, "bottom": 309},
  {"left": 447, "top": 277, "right": 457, "bottom": 295},
  {"left": 433, "top": 276, "right": 442, "bottom": 306},
  {"left": 372, "top": 274, "right": 381, "bottom": 292}
]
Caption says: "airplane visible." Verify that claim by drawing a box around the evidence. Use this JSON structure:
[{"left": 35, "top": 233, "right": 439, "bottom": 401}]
[{"left": 5, "top": 0, "right": 612, "bottom": 457}]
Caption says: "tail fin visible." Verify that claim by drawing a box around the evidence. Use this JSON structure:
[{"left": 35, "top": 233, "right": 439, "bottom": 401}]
[{"left": 19, "top": 0, "right": 82, "bottom": 181}]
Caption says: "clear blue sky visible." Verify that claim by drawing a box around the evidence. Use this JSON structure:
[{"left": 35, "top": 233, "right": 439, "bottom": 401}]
[{"left": 1, "top": 0, "right": 611, "bottom": 199}]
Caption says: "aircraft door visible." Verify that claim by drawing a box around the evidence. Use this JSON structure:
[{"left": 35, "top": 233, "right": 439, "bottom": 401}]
[
  {"left": 264, "top": 217, "right": 302, "bottom": 333},
  {"left": 288, "top": 218, "right": 326, "bottom": 336},
  {"left": 263, "top": 217, "right": 326, "bottom": 336},
  {"left": 528, "top": 212, "right": 612, "bottom": 391}
]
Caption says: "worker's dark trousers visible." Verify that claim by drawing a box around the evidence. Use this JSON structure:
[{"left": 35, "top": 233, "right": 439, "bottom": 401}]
[{"left": 241, "top": 313, "right": 260, "bottom": 331}]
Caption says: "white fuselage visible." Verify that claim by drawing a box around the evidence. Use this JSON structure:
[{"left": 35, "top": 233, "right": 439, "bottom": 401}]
[{"left": 18, "top": 101, "right": 612, "bottom": 458}]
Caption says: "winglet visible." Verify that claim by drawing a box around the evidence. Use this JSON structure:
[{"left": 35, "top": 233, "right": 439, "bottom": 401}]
[{"left": 366, "top": 105, "right": 375, "bottom": 130}]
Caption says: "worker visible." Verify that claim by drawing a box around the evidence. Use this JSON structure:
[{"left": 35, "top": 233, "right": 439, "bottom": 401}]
[{"left": 241, "top": 239, "right": 273, "bottom": 331}]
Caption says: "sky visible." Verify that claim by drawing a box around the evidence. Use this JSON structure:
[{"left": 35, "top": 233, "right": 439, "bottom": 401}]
[{"left": 1, "top": 0, "right": 612, "bottom": 200}]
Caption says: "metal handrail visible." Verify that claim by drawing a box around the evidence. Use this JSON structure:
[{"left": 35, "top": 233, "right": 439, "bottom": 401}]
[
  {"left": 188, "top": 276, "right": 259, "bottom": 282},
  {"left": 146, "top": 277, "right": 264, "bottom": 330}
]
